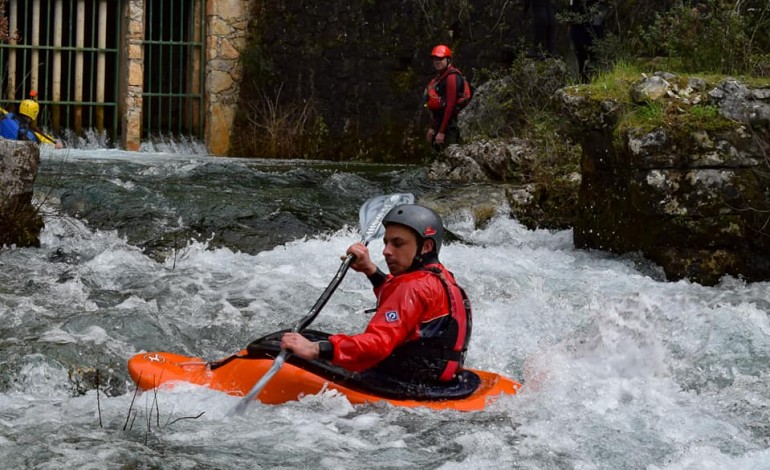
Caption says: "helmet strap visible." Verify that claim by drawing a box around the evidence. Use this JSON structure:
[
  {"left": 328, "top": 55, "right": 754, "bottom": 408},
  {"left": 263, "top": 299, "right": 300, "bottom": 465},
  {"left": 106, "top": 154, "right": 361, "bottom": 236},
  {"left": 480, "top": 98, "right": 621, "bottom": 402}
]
[{"left": 409, "top": 238, "right": 439, "bottom": 271}]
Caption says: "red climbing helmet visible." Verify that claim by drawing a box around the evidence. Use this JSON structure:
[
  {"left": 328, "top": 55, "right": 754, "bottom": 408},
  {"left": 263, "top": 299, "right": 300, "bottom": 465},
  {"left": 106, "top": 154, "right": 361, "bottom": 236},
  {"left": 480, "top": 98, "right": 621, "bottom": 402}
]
[{"left": 431, "top": 45, "right": 452, "bottom": 59}]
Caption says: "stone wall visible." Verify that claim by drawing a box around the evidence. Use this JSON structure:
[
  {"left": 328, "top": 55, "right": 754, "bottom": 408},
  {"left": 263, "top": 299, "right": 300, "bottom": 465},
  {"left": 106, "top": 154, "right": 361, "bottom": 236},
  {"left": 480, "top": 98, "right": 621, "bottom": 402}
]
[
  {"left": 120, "top": 0, "right": 145, "bottom": 152},
  {"left": 558, "top": 74, "right": 770, "bottom": 285},
  {"left": 119, "top": 0, "right": 254, "bottom": 155},
  {"left": 235, "top": 0, "right": 529, "bottom": 160},
  {"left": 206, "top": 0, "right": 255, "bottom": 155}
]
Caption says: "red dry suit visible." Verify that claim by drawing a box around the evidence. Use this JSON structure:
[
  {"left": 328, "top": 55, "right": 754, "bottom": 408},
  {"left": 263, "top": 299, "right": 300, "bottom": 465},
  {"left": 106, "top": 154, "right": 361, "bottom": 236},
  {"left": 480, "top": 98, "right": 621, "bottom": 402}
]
[{"left": 328, "top": 263, "right": 472, "bottom": 383}]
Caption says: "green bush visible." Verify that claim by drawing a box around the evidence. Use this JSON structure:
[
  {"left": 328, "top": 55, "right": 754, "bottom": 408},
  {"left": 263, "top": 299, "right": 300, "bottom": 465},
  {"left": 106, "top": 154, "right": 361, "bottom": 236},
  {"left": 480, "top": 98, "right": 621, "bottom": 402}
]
[
  {"left": 637, "top": 0, "right": 769, "bottom": 75},
  {"left": 463, "top": 54, "right": 573, "bottom": 139}
]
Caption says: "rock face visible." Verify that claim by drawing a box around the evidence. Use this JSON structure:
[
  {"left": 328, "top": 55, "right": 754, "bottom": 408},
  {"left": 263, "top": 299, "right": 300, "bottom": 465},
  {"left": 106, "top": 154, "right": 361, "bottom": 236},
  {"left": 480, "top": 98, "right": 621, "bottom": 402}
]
[
  {"left": 558, "top": 74, "right": 770, "bottom": 285},
  {"left": 0, "top": 139, "right": 43, "bottom": 248}
]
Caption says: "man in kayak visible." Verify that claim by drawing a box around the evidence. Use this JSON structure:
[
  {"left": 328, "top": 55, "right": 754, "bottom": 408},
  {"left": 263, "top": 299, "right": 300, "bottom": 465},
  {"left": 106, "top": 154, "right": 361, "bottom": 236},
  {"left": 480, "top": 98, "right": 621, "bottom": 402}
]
[
  {"left": 0, "top": 99, "right": 40, "bottom": 142},
  {"left": 0, "top": 98, "right": 65, "bottom": 148},
  {"left": 282, "top": 204, "right": 472, "bottom": 383}
]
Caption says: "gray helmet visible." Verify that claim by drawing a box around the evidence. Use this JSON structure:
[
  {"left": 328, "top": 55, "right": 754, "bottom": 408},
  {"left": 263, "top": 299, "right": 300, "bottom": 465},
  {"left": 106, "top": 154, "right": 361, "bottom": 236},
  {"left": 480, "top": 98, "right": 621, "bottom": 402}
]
[{"left": 382, "top": 204, "right": 444, "bottom": 254}]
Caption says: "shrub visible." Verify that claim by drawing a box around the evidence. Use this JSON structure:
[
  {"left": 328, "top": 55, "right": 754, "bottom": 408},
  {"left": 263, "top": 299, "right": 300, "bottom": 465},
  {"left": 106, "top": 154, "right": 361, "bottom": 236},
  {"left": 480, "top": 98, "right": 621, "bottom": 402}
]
[
  {"left": 461, "top": 54, "right": 573, "bottom": 140},
  {"left": 638, "top": 0, "right": 769, "bottom": 75}
]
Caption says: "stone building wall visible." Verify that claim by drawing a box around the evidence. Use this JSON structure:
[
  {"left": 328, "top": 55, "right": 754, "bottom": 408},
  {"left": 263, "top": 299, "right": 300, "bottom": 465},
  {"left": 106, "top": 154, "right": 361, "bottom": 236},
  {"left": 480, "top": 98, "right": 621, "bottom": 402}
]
[
  {"left": 205, "top": 0, "right": 255, "bottom": 155},
  {"left": 121, "top": 0, "right": 145, "bottom": 152},
  {"left": 120, "top": 0, "right": 254, "bottom": 155}
]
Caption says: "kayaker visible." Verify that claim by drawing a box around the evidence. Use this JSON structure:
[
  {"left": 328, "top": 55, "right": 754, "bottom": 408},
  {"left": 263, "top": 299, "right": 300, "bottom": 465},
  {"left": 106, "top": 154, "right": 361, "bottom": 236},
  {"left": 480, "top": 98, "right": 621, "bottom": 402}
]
[
  {"left": 282, "top": 204, "right": 472, "bottom": 384},
  {"left": 423, "top": 45, "right": 471, "bottom": 150},
  {"left": 0, "top": 99, "right": 40, "bottom": 142},
  {"left": 0, "top": 98, "right": 65, "bottom": 149}
]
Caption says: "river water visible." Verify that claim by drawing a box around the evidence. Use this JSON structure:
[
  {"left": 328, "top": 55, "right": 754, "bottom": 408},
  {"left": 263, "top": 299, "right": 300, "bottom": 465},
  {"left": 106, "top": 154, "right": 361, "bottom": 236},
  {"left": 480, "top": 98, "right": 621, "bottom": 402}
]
[{"left": 1, "top": 148, "right": 769, "bottom": 469}]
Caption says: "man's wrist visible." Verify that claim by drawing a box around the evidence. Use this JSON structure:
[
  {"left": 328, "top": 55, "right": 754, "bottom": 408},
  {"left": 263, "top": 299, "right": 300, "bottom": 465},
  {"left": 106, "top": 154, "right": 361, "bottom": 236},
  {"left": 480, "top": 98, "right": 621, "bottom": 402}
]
[
  {"left": 367, "top": 268, "right": 388, "bottom": 288},
  {"left": 318, "top": 341, "right": 334, "bottom": 361}
]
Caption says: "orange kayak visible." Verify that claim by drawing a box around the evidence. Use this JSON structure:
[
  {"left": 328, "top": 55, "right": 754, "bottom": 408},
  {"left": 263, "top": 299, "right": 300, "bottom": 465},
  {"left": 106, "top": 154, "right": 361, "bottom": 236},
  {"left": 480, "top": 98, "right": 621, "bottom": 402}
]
[{"left": 128, "top": 331, "right": 521, "bottom": 412}]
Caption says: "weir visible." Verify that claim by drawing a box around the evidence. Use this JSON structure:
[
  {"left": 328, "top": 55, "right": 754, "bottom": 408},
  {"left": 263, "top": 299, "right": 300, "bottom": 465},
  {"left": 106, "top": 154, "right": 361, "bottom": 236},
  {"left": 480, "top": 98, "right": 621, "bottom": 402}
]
[{"left": 0, "top": 0, "right": 250, "bottom": 154}]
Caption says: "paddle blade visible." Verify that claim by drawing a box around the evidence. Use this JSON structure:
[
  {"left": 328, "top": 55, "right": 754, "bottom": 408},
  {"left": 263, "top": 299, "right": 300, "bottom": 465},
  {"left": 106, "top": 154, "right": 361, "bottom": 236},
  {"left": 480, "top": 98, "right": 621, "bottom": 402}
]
[{"left": 358, "top": 193, "right": 414, "bottom": 244}]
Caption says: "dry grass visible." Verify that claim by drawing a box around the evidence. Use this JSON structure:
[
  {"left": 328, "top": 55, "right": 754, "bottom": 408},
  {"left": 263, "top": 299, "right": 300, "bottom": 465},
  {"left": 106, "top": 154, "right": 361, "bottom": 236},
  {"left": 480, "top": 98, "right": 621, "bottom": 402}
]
[{"left": 241, "top": 83, "right": 323, "bottom": 158}]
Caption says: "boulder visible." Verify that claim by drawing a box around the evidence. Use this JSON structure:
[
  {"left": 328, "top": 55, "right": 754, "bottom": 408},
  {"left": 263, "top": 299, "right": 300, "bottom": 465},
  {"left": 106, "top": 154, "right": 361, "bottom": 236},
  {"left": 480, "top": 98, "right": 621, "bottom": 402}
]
[
  {"left": 0, "top": 138, "right": 43, "bottom": 248},
  {"left": 559, "top": 74, "right": 770, "bottom": 285}
]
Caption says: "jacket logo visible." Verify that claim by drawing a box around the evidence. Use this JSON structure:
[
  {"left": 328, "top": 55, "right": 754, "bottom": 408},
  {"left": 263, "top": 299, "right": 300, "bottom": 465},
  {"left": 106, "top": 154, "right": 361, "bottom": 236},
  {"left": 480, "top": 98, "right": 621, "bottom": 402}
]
[
  {"left": 385, "top": 310, "right": 399, "bottom": 323},
  {"left": 424, "top": 226, "right": 437, "bottom": 236}
]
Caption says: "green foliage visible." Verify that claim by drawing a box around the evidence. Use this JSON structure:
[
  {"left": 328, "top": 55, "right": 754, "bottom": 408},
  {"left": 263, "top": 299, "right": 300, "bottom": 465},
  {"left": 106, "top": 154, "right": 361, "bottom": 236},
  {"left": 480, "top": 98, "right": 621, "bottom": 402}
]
[
  {"left": 589, "top": 60, "right": 641, "bottom": 100},
  {"left": 634, "top": 101, "right": 663, "bottom": 123},
  {"left": 464, "top": 53, "right": 574, "bottom": 139},
  {"left": 567, "top": 1, "right": 770, "bottom": 79},
  {"left": 505, "top": 54, "right": 574, "bottom": 126},
  {"left": 635, "top": 0, "right": 770, "bottom": 75},
  {"left": 584, "top": 66, "right": 740, "bottom": 147},
  {"left": 461, "top": 53, "right": 582, "bottom": 217}
]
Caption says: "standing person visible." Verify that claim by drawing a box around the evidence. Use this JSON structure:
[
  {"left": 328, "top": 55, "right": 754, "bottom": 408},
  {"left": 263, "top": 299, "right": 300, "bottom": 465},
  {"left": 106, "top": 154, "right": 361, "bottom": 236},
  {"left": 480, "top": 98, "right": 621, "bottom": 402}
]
[
  {"left": 569, "top": 0, "right": 607, "bottom": 82},
  {"left": 423, "top": 45, "right": 471, "bottom": 150},
  {"left": 282, "top": 204, "right": 472, "bottom": 384},
  {"left": 527, "top": 0, "right": 556, "bottom": 58},
  {"left": 0, "top": 99, "right": 40, "bottom": 142}
]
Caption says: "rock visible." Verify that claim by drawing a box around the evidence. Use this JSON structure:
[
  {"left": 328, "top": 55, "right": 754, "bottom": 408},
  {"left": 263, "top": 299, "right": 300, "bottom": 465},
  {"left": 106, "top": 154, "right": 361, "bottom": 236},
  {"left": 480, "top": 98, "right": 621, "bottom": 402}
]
[
  {"left": 427, "top": 139, "right": 537, "bottom": 182},
  {"left": 420, "top": 184, "right": 510, "bottom": 232},
  {"left": 558, "top": 74, "right": 770, "bottom": 285},
  {"left": 708, "top": 79, "right": 770, "bottom": 126},
  {"left": 631, "top": 75, "right": 671, "bottom": 103},
  {"left": 0, "top": 138, "right": 44, "bottom": 248}
]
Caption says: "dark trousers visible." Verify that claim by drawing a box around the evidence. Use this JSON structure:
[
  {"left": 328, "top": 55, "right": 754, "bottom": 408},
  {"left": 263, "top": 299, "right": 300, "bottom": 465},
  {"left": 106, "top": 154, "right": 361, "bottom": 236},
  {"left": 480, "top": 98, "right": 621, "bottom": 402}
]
[
  {"left": 570, "top": 0, "right": 606, "bottom": 82},
  {"left": 431, "top": 118, "right": 461, "bottom": 152}
]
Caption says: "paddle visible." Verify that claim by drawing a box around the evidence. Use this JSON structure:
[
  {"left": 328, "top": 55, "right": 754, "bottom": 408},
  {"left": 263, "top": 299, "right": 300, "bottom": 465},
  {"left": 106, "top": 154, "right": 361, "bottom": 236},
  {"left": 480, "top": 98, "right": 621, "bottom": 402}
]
[{"left": 230, "top": 192, "right": 415, "bottom": 415}]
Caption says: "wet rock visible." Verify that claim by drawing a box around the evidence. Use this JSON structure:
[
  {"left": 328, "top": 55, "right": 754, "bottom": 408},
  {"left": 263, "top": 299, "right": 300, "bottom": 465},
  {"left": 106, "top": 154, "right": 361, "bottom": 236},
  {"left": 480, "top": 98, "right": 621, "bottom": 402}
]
[
  {"left": 559, "top": 74, "right": 770, "bottom": 285},
  {"left": 426, "top": 136, "right": 580, "bottom": 231},
  {"left": 0, "top": 138, "right": 43, "bottom": 248},
  {"left": 427, "top": 139, "right": 537, "bottom": 182}
]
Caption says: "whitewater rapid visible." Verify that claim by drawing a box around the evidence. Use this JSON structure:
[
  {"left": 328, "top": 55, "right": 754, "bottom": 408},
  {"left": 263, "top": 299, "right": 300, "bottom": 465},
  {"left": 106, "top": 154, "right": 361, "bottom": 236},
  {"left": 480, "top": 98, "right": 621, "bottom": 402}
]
[{"left": 0, "top": 149, "right": 768, "bottom": 468}]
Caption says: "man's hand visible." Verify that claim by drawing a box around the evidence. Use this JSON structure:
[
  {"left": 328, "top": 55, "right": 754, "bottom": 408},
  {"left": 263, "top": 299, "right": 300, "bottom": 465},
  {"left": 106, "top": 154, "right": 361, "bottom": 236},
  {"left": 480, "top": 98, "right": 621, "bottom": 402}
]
[
  {"left": 435, "top": 132, "right": 445, "bottom": 145},
  {"left": 281, "top": 332, "right": 319, "bottom": 360},
  {"left": 345, "top": 242, "right": 377, "bottom": 276}
]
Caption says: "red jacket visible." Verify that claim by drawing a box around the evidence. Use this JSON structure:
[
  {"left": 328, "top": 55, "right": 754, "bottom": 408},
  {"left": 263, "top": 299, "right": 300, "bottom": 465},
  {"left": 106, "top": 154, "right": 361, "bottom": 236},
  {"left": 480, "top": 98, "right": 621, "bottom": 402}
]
[{"left": 328, "top": 263, "right": 471, "bottom": 381}]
